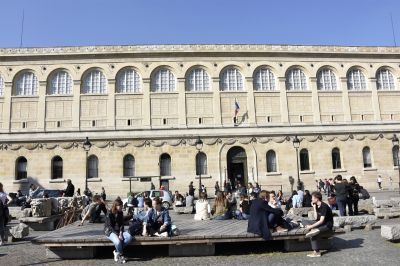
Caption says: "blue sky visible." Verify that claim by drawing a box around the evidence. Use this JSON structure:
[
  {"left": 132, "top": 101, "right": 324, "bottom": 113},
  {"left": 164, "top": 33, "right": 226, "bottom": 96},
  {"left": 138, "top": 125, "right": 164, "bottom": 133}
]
[{"left": 0, "top": 0, "right": 400, "bottom": 47}]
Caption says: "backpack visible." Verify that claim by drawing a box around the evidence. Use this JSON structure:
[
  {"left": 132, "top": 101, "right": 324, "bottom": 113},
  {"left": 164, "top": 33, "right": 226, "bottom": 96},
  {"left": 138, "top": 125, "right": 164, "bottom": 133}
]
[
  {"left": 128, "top": 218, "right": 143, "bottom": 236},
  {"left": 359, "top": 188, "right": 370, "bottom": 200}
]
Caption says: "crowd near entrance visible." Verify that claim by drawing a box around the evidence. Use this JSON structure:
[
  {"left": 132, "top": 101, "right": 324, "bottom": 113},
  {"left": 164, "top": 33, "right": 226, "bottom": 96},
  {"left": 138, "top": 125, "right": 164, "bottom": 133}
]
[{"left": 227, "top": 146, "right": 248, "bottom": 188}]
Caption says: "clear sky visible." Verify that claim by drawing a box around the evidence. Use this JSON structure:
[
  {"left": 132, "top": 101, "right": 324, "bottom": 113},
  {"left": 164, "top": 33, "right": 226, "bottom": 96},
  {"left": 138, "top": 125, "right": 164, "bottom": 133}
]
[{"left": 1, "top": 0, "right": 400, "bottom": 48}]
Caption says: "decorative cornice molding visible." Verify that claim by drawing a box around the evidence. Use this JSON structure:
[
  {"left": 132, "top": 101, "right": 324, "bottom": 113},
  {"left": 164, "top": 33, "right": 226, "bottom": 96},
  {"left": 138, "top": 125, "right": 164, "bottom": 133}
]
[{"left": 2, "top": 44, "right": 400, "bottom": 57}]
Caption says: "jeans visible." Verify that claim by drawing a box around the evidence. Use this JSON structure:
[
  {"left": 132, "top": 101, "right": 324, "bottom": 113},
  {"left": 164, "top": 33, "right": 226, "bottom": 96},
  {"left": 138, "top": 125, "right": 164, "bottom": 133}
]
[
  {"left": 347, "top": 197, "right": 354, "bottom": 216},
  {"left": 337, "top": 198, "right": 347, "bottom": 216},
  {"left": 267, "top": 212, "right": 284, "bottom": 228},
  {"left": 107, "top": 232, "right": 132, "bottom": 255},
  {"left": 0, "top": 216, "right": 5, "bottom": 241},
  {"left": 309, "top": 225, "right": 333, "bottom": 252},
  {"left": 352, "top": 199, "right": 359, "bottom": 215},
  {"left": 235, "top": 211, "right": 250, "bottom": 220}
]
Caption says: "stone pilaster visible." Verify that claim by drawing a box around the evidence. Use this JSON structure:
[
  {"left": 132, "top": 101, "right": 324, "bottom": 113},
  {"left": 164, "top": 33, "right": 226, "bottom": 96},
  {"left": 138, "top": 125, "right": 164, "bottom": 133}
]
[
  {"left": 72, "top": 80, "right": 81, "bottom": 130},
  {"left": 37, "top": 81, "right": 46, "bottom": 130},
  {"left": 369, "top": 78, "right": 381, "bottom": 121},
  {"left": 107, "top": 79, "right": 116, "bottom": 129},
  {"left": 2, "top": 82, "right": 12, "bottom": 132},
  {"left": 278, "top": 77, "right": 289, "bottom": 124},
  {"left": 310, "top": 77, "right": 321, "bottom": 124},
  {"left": 142, "top": 78, "right": 151, "bottom": 128},
  {"left": 245, "top": 77, "right": 256, "bottom": 126},
  {"left": 340, "top": 77, "right": 352, "bottom": 122},
  {"left": 177, "top": 78, "right": 187, "bottom": 127},
  {"left": 212, "top": 77, "right": 222, "bottom": 126}
]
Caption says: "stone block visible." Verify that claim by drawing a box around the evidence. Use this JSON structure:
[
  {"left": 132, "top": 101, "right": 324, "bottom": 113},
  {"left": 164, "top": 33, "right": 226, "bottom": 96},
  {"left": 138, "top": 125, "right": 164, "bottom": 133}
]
[
  {"left": 390, "top": 197, "right": 400, "bottom": 205},
  {"left": 288, "top": 207, "right": 314, "bottom": 217},
  {"left": 46, "top": 247, "right": 96, "bottom": 259},
  {"left": 373, "top": 207, "right": 400, "bottom": 214},
  {"left": 31, "top": 198, "right": 52, "bottom": 217},
  {"left": 8, "top": 207, "right": 30, "bottom": 220},
  {"left": 283, "top": 238, "right": 332, "bottom": 252},
  {"left": 10, "top": 223, "right": 29, "bottom": 239},
  {"left": 333, "top": 215, "right": 377, "bottom": 227},
  {"left": 364, "top": 223, "right": 373, "bottom": 231},
  {"left": 169, "top": 243, "right": 215, "bottom": 256},
  {"left": 381, "top": 224, "right": 400, "bottom": 241},
  {"left": 344, "top": 225, "right": 352, "bottom": 232},
  {"left": 373, "top": 199, "right": 399, "bottom": 208}
]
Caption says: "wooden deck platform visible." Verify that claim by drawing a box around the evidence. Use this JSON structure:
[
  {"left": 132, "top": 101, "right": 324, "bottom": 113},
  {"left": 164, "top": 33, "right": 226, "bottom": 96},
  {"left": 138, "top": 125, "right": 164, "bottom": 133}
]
[{"left": 33, "top": 219, "right": 344, "bottom": 259}]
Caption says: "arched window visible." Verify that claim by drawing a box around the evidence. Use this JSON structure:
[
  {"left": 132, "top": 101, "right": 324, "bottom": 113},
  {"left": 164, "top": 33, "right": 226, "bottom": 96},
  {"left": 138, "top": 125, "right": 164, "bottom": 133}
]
[
  {"left": 48, "top": 70, "right": 72, "bottom": 95},
  {"left": 347, "top": 69, "right": 367, "bottom": 91},
  {"left": 160, "top": 153, "right": 171, "bottom": 176},
  {"left": 266, "top": 150, "right": 277, "bottom": 172},
  {"left": 51, "top": 156, "right": 63, "bottom": 179},
  {"left": 15, "top": 71, "right": 38, "bottom": 96},
  {"left": 0, "top": 75, "right": 4, "bottom": 96},
  {"left": 331, "top": 148, "right": 342, "bottom": 169},
  {"left": 16, "top": 157, "right": 27, "bottom": 180},
  {"left": 392, "top": 145, "right": 399, "bottom": 167},
  {"left": 88, "top": 155, "right": 99, "bottom": 178},
  {"left": 220, "top": 67, "right": 243, "bottom": 91},
  {"left": 186, "top": 68, "right": 209, "bottom": 92},
  {"left": 299, "top": 149, "right": 310, "bottom": 171},
  {"left": 196, "top": 152, "right": 207, "bottom": 175},
  {"left": 317, "top": 68, "right": 337, "bottom": 91},
  {"left": 116, "top": 68, "right": 141, "bottom": 93},
  {"left": 151, "top": 68, "right": 175, "bottom": 92},
  {"left": 123, "top": 154, "right": 135, "bottom": 177},
  {"left": 82, "top": 70, "right": 107, "bottom": 94},
  {"left": 362, "top": 147, "right": 372, "bottom": 168},
  {"left": 254, "top": 68, "right": 276, "bottom": 91},
  {"left": 377, "top": 69, "right": 395, "bottom": 90},
  {"left": 286, "top": 68, "right": 307, "bottom": 91}
]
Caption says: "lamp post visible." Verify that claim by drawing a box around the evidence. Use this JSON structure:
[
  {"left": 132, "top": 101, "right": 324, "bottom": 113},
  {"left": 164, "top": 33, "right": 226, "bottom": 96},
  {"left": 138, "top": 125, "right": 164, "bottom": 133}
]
[
  {"left": 195, "top": 136, "right": 204, "bottom": 195},
  {"left": 392, "top": 134, "right": 400, "bottom": 195},
  {"left": 83, "top": 137, "right": 92, "bottom": 192},
  {"left": 292, "top": 135, "right": 301, "bottom": 186}
]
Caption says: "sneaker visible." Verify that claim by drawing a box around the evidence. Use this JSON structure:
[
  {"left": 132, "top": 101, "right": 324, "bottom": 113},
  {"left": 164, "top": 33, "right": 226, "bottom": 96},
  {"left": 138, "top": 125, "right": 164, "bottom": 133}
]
[
  {"left": 305, "top": 229, "right": 320, "bottom": 238},
  {"left": 274, "top": 226, "right": 288, "bottom": 233},
  {"left": 113, "top": 250, "right": 120, "bottom": 262},
  {"left": 307, "top": 252, "right": 321, "bottom": 257},
  {"left": 119, "top": 255, "right": 127, "bottom": 264},
  {"left": 159, "top": 232, "right": 168, "bottom": 237}
]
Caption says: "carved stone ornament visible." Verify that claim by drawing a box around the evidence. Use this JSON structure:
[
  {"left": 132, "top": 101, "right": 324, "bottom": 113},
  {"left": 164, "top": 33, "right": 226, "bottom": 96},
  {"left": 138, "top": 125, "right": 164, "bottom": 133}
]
[
  {"left": 222, "top": 138, "right": 237, "bottom": 145},
  {"left": 367, "top": 134, "right": 381, "bottom": 141},
  {"left": 354, "top": 134, "right": 366, "bottom": 141},
  {"left": 9, "top": 144, "right": 23, "bottom": 150},
  {"left": 25, "top": 143, "right": 39, "bottom": 150},
  {"left": 115, "top": 141, "right": 129, "bottom": 148},
  {"left": 238, "top": 137, "right": 255, "bottom": 144},
  {"left": 304, "top": 136, "right": 320, "bottom": 142},
  {"left": 132, "top": 140, "right": 148, "bottom": 147},
  {"left": 94, "top": 141, "right": 111, "bottom": 148},
  {"left": 203, "top": 138, "right": 222, "bottom": 145},
  {"left": 150, "top": 140, "right": 166, "bottom": 147},
  {"left": 271, "top": 137, "right": 287, "bottom": 143},
  {"left": 337, "top": 135, "right": 351, "bottom": 141},
  {"left": 256, "top": 137, "right": 270, "bottom": 144},
  {"left": 323, "top": 135, "right": 336, "bottom": 142},
  {"left": 167, "top": 139, "right": 184, "bottom": 146},
  {"left": 45, "top": 143, "right": 58, "bottom": 150},
  {"left": 60, "top": 142, "right": 75, "bottom": 149}
]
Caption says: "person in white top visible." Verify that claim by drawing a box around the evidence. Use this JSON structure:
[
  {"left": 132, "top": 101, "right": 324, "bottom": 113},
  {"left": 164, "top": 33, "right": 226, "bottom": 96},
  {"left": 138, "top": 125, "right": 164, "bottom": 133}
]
[
  {"left": 0, "top": 182, "right": 13, "bottom": 246},
  {"left": 377, "top": 175, "right": 383, "bottom": 190},
  {"left": 194, "top": 192, "right": 210, "bottom": 221}
]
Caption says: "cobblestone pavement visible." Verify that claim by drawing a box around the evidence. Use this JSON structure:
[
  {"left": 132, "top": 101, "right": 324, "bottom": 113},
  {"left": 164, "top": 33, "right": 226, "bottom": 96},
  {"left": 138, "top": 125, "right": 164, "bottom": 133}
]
[{"left": 0, "top": 191, "right": 399, "bottom": 266}]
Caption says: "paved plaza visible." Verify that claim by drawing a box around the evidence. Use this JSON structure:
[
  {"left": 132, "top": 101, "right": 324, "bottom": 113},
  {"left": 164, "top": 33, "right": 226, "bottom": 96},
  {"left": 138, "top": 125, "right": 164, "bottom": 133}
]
[{"left": 0, "top": 191, "right": 399, "bottom": 266}]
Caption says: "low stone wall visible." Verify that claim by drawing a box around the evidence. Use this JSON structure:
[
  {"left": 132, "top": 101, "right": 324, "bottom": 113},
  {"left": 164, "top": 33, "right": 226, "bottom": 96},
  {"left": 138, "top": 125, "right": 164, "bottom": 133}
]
[
  {"left": 333, "top": 215, "right": 377, "bottom": 228},
  {"left": 381, "top": 224, "right": 400, "bottom": 241},
  {"left": 288, "top": 207, "right": 313, "bottom": 217}
]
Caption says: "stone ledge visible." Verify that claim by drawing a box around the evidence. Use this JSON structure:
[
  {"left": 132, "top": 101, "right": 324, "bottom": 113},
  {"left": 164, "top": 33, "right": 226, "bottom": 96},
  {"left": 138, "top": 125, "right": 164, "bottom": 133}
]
[
  {"left": 333, "top": 215, "right": 377, "bottom": 227},
  {"left": 49, "top": 179, "right": 66, "bottom": 183},
  {"left": 87, "top": 178, "right": 102, "bottom": 182}
]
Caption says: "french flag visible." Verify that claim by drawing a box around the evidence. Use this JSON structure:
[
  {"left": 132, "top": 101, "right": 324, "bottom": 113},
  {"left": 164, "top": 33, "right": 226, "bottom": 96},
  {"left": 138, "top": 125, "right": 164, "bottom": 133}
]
[{"left": 234, "top": 98, "right": 240, "bottom": 117}]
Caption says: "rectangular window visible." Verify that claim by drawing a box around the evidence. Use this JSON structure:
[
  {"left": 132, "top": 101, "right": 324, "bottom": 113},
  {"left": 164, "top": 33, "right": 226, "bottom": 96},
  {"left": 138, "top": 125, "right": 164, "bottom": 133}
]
[
  {"left": 163, "top": 118, "right": 167, "bottom": 125},
  {"left": 127, "top": 119, "right": 131, "bottom": 126},
  {"left": 57, "top": 121, "right": 61, "bottom": 128},
  {"left": 22, "top": 122, "right": 27, "bottom": 128},
  {"left": 92, "top": 120, "right": 96, "bottom": 127},
  {"left": 267, "top": 116, "right": 272, "bottom": 123},
  {"left": 299, "top": 115, "right": 303, "bottom": 122},
  {"left": 198, "top": 117, "right": 202, "bottom": 124}
]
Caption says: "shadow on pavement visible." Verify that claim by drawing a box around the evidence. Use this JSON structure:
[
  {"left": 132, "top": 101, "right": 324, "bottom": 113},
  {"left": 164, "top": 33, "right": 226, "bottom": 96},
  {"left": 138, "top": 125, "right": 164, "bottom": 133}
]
[{"left": 330, "top": 237, "right": 364, "bottom": 251}]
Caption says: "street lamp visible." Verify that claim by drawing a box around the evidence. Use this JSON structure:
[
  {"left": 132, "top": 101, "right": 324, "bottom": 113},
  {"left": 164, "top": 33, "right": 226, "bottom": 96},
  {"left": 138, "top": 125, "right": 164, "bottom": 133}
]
[
  {"left": 195, "top": 136, "right": 204, "bottom": 195},
  {"left": 392, "top": 134, "right": 400, "bottom": 195},
  {"left": 83, "top": 137, "right": 92, "bottom": 192},
  {"left": 292, "top": 135, "right": 301, "bottom": 187}
]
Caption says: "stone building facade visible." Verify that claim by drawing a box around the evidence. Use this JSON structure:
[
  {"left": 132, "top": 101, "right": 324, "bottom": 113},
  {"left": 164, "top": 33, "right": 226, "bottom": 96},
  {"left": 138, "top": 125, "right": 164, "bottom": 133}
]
[{"left": 0, "top": 44, "right": 399, "bottom": 196}]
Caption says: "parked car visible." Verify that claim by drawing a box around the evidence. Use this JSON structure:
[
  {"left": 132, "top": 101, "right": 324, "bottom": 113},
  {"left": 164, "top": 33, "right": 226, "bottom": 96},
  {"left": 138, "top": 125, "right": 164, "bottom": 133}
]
[{"left": 123, "top": 190, "right": 173, "bottom": 209}]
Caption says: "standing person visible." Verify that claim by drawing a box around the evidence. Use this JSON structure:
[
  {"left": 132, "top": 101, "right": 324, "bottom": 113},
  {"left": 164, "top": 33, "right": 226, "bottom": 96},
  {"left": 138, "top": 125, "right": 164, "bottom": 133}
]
[
  {"left": 75, "top": 188, "right": 81, "bottom": 197},
  {"left": 292, "top": 191, "right": 302, "bottom": 208},
  {"left": 194, "top": 192, "right": 210, "bottom": 220},
  {"left": 63, "top": 179, "right": 75, "bottom": 197},
  {"left": 296, "top": 186, "right": 304, "bottom": 203},
  {"left": 200, "top": 185, "right": 207, "bottom": 195},
  {"left": 223, "top": 180, "right": 229, "bottom": 193},
  {"left": 325, "top": 179, "right": 331, "bottom": 196},
  {"left": 389, "top": 176, "right": 393, "bottom": 191},
  {"left": 247, "top": 190, "right": 285, "bottom": 240},
  {"left": 0, "top": 183, "right": 13, "bottom": 246},
  {"left": 315, "top": 180, "right": 320, "bottom": 192},
  {"left": 188, "top": 182, "right": 195, "bottom": 197},
  {"left": 105, "top": 199, "right": 132, "bottom": 263},
  {"left": 247, "top": 183, "right": 253, "bottom": 195},
  {"left": 101, "top": 187, "right": 107, "bottom": 201},
  {"left": 349, "top": 176, "right": 361, "bottom": 215},
  {"left": 304, "top": 191, "right": 334, "bottom": 258},
  {"left": 377, "top": 175, "right": 383, "bottom": 190},
  {"left": 334, "top": 175, "right": 349, "bottom": 216},
  {"left": 214, "top": 181, "right": 220, "bottom": 196},
  {"left": 150, "top": 182, "right": 155, "bottom": 190},
  {"left": 319, "top": 179, "right": 326, "bottom": 194}
]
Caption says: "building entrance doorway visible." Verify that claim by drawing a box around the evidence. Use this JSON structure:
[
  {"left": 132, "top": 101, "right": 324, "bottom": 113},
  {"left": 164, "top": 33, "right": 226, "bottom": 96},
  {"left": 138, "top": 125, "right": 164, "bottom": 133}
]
[{"left": 227, "top": 146, "right": 248, "bottom": 189}]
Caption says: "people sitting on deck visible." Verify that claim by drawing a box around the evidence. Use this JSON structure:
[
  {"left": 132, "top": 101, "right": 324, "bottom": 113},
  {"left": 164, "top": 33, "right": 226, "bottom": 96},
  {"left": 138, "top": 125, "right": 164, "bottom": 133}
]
[
  {"left": 226, "top": 191, "right": 237, "bottom": 219},
  {"left": 277, "top": 190, "right": 285, "bottom": 206},
  {"left": 174, "top": 193, "right": 184, "bottom": 207},
  {"left": 194, "top": 192, "right": 210, "bottom": 220},
  {"left": 247, "top": 190, "right": 285, "bottom": 240},
  {"left": 268, "top": 191, "right": 282, "bottom": 209},
  {"left": 235, "top": 195, "right": 251, "bottom": 220},
  {"left": 211, "top": 191, "right": 229, "bottom": 220},
  {"left": 237, "top": 183, "right": 247, "bottom": 196},
  {"left": 303, "top": 190, "right": 312, "bottom": 207},
  {"left": 303, "top": 191, "right": 334, "bottom": 258},
  {"left": 142, "top": 197, "right": 172, "bottom": 237},
  {"left": 126, "top": 192, "right": 138, "bottom": 215},
  {"left": 137, "top": 193, "right": 144, "bottom": 208},
  {"left": 185, "top": 193, "right": 194, "bottom": 208},
  {"left": 104, "top": 198, "right": 132, "bottom": 264},
  {"left": 79, "top": 195, "right": 107, "bottom": 225}
]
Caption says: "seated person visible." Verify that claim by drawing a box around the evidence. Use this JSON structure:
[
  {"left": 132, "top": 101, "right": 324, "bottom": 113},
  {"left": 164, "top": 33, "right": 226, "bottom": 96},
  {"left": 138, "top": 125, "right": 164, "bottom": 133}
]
[
  {"left": 142, "top": 197, "right": 171, "bottom": 237},
  {"left": 328, "top": 193, "right": 337, "bottom": 210},
  {"left": 267, "top": 192, "right": 288, "bottom": 233},
  {"left": 174, "top": 194, "right": 184, "bottom": 207},
  {"left": 303, "top": 190, "right": 312, "bottom": 207},
  {"left": 235, "top": 195, "right": 251, "bottom": 220},
  {"left": 185, "top": 193, "right": 194, "bottom": 207},
  {"left": 137, "top": 193, "right": 144, "bottom": 208},
  {"left": 211, "top": 192, "right": 229, "bottom": 220},
  {"left": 304, "top": 191, "right": 334, "bottom": 258},
  {"left": 292, "top": 190, "right": 302, "bottom": 208},
  {"left": 194, "top": 192, "right": 210, "bottom": 220},
  {"left": 79, "top": 195, "right": 107, "bottom": 225}
]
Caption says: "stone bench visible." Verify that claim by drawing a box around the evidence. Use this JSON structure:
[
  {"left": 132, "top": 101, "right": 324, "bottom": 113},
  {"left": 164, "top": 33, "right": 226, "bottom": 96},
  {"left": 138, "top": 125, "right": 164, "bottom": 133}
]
[
  {"left": 373, "top": 198, "right": 399, "bottom": 208},
  {"left": 288, "top": 207, "right": 314, "bottom": 217},
  {"left": 333, "top": 215, "right": 377, "bottom": 228},
  {"left": 173, "top": 205, "right": 194, "bottom": 214},
  {"left": 373, "top": 207, "right": 400, "bottom": 219},
  {"left": 19, "top": 214, "right": 62, "bottom": 231},
  {"left": 381, "top": 224, "right": 400, "bottom": 241}
]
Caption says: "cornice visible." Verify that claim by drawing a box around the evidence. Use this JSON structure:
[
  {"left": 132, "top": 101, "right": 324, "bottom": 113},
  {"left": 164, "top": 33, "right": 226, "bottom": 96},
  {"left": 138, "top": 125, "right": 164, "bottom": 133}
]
[{"left": 1, "top": 44, "right": 400, "bottom": 58}]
